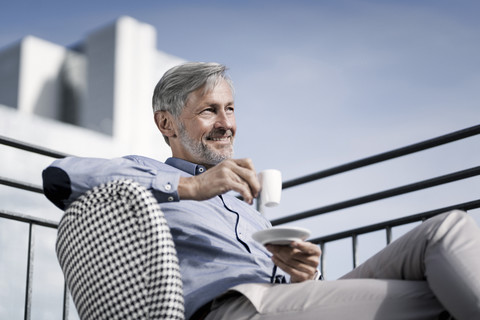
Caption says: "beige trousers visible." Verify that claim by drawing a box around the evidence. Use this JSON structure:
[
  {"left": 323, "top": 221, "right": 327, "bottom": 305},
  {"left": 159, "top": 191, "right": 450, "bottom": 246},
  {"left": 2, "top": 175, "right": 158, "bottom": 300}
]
[{"left": 205, "top": 210, "right": 480, "bottom": 320}]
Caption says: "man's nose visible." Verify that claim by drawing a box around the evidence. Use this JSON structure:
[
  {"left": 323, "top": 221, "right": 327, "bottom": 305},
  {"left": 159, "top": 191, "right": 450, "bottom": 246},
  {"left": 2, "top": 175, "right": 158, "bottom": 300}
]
[{"left": 214, "top": 110, "right": 233, "bottom": 129}]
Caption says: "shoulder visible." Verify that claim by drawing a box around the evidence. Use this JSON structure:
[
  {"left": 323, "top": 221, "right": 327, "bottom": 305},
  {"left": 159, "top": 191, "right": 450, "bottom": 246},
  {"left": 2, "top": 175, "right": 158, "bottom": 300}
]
[{"left": 124, "top": 155, "right": 187, "bottom": 176}]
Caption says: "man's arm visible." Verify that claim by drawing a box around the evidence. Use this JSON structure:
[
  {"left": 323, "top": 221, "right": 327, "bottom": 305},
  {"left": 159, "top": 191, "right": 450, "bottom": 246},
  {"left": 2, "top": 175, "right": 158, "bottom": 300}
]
[
  {"left": 43, "top": 156, "right": 261, "bottom": 210},
  {"left": 42, "top": 156, "right": 180, "bottom": 210},
  {"left": 266, "top": 241, "right": 321, "bottom": 282}
]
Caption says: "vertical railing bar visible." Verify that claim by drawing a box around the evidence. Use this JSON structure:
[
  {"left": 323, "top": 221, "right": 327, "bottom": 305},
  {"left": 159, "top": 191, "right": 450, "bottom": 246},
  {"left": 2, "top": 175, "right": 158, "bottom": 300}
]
[
  {"left": 320, "top": 242, "right": 325, "bottom": 279},
  {"left": 386, "top": 226, "right": 392, "bottom": 245},
  {"left": 62, "top": 281, "right": 70, "bottom": 320},
  {"left": 352, "top": 234, "right": 358, "bottom": 269},
  {"left": 24, "top": 223, "right": 35, "bottom": 320}
]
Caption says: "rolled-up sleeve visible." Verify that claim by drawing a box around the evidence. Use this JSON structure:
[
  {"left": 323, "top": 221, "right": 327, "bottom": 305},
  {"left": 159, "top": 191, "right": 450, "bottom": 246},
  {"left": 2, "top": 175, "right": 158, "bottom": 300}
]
[{"left": 42, "top": 156, "right": 181, "bottom": 210}]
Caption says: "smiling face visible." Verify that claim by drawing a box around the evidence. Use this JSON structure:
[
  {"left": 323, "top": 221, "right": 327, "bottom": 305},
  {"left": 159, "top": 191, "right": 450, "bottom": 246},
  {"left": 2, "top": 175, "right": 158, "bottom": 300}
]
[{"left": 169, "top": 79, "right": 236, "bottom": 167}]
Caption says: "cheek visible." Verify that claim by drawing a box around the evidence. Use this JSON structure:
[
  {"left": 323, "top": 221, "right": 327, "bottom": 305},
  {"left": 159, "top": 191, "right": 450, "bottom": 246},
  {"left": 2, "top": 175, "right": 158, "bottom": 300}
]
[{"left": 189, "top": 121, "right": 211, "bottom": 139}]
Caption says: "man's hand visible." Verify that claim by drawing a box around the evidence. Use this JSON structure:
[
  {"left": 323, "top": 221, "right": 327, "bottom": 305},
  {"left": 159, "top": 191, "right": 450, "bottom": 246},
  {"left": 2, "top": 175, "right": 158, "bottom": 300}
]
[
  {"left": 266, "top": 241, "right": 321, "bottom": 283},
  {"left": 178, "top": 158, "right": 261, "bottom": 204}
]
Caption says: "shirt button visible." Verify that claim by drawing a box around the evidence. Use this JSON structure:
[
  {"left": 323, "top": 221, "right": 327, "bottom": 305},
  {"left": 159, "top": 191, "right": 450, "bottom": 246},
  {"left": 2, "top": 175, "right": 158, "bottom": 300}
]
[
  {"left": 198, "top": 167, "right": 205, "bottom": 173},
  {"left": 165, "top": 183, "right": 172, "bottom": 191},
  {"left": 167, "top": 196, "right": 174, "bottom": 202}
]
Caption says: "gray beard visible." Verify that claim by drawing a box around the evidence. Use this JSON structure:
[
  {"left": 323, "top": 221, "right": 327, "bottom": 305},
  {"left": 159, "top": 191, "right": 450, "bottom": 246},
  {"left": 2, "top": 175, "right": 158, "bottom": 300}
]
[{"left": 178, "top": 122, "right": 234, "bottom": 166}]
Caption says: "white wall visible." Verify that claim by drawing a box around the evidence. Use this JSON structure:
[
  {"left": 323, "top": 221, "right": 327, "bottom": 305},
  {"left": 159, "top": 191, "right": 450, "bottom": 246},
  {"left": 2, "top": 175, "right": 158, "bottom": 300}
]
[{"left": 113, "top": 17, "right": 157, "bottom": 156}]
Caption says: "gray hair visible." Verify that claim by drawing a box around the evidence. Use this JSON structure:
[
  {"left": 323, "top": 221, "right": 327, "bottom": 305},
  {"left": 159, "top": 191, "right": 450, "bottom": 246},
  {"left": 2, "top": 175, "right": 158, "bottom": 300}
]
[{"left": 152, "top": 62, "right": 234, "bottom": 117}]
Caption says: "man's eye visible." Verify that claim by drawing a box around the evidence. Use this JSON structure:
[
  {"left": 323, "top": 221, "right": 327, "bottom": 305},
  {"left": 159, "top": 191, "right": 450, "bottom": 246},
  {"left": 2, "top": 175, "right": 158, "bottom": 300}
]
[{"left": 202, "top": 108, "right": 215, "bottom": 114}]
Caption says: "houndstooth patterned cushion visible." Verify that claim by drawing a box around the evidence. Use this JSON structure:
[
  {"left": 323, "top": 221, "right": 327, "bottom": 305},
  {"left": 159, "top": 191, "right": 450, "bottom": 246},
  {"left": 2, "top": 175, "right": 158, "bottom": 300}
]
[{"left": 56, "top": 179, "right": 184, "bottom": 319}]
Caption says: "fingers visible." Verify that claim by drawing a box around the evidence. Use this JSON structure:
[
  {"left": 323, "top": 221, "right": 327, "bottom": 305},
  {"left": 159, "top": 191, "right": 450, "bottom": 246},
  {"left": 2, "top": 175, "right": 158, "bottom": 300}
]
[
  {"left": 228, "top": 159, "right": 261, "bottom": 202},
  {"left": 266, "top": 241, "right": 321, "bottom": 283},
  {"left": 267, "top": 242, "right": 321, "bottom": 264},
  {"left": 271, "top": 255, "right": 315, "bottom": 282},
  {"left": 267, "top": 243, "right": 320, "bottom": 270},
  {"left": 178, "top": 158, "right": 260, "bottom": 204},
  {"left": 213, "top": 158, "right": 260, "bottom": 204},
  {"left": 290, "top": 241, "right": 322, "bottom": 257}
]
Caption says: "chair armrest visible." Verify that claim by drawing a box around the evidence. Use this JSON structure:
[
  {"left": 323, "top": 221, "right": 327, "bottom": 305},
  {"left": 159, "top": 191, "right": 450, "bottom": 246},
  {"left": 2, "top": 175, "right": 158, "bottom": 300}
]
[{"left": 56, "top": 179, "right": 184, "bottom": 319}]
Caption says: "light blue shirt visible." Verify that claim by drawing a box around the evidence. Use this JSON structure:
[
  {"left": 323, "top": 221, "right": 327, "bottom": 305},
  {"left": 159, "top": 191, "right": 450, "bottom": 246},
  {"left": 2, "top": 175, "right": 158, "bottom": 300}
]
[{"left": 43, "top": 155, "right": 288, "bottom": 319}]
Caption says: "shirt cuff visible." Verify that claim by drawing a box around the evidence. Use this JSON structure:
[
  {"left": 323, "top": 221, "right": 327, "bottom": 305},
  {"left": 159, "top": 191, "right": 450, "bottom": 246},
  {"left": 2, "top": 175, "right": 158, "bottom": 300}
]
[{"left": 151, "top": 171, "right": 180, "bottom": 203}]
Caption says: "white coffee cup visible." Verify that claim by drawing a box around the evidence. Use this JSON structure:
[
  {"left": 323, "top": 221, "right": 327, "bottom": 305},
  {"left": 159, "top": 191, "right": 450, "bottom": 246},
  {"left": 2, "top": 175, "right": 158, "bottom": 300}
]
[{"left": 257, "top": 169, "right": 282, "bottom": 208}]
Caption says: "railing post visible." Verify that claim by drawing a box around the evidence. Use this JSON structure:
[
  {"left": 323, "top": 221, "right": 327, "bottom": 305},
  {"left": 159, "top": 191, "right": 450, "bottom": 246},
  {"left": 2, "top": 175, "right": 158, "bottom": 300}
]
[
  {"left": 352, "top": 234, "right": 358, "bottom": 269},
  {"left": 62, "top": 281, "right": 70, "bottom": 320},
  {"left": 24, "top": 223, "right": 35, "bottom": 320},
  {"left": 320, "top": 242, "right": 325, "bottom": 278},
  {"left": 386, "top": 226, "right": 392, "bottom": 245}
]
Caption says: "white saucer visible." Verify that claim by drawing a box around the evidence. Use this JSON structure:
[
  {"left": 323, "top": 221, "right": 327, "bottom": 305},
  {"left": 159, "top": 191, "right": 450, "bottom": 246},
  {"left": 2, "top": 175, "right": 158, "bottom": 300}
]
[{"left": 252, "top": 227, "right": 311, "bottom": 245}]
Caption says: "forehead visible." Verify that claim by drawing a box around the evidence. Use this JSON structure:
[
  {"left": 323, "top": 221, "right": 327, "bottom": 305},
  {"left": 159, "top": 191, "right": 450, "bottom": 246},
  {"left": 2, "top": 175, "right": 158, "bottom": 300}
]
[{"left": 185, "top": 79, "right": 234, "bottom": 108}]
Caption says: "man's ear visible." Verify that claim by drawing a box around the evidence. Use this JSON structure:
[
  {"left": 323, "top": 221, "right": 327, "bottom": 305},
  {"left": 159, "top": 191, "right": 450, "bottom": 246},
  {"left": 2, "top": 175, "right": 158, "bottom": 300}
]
[{"left": 154, "top": 111, "right": 177, "bottom": 138}]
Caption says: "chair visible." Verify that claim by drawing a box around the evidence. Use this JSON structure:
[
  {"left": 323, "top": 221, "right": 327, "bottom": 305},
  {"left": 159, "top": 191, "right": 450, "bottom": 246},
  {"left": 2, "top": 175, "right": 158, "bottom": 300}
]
[{"left": 55, "top": 179, "right": 184, "bottom": 319}]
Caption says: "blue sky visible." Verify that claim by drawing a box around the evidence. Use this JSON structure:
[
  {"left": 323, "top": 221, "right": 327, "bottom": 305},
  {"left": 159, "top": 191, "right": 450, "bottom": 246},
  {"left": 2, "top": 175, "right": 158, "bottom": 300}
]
[{"left": 1, "top": 0, "right": 480, "bottom": 317}]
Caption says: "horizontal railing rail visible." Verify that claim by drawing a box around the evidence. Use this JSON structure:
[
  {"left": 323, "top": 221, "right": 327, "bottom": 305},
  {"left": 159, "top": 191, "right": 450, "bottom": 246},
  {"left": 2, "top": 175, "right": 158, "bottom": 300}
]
[
  {"left": 0, "top": 135, "right": 69, "bottom": 193},
  {"left": 0, "top": 135, "right": 70, "bottom": 159},
  {"left": 0, "top": 177, "right": 43, "bottom": 194},
  {"left": 0, "top": 209, "right": 59, "bottom": 229},
  {"left": 311, "top": 199, "right": 480, "bottom": 245},
  {"left": 272, "top": 165, "right": 480, "bottom": 225},
  {"left": 282, "top": 124, "right": 480, "bottom": 189},
  {"left": 312, "top": 199, "right": 480, "bottom": 272}
]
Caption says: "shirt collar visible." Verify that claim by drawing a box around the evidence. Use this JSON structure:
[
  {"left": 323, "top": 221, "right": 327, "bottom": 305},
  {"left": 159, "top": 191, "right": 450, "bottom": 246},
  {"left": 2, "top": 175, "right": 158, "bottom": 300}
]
[{"left": 165, "top": 157, "right": 206, "bottom": 176}]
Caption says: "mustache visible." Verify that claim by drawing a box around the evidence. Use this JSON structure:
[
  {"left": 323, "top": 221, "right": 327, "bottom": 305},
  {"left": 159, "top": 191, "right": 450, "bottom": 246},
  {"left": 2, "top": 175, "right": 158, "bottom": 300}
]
[{"left": 206, "top": 129, "right": 234, "bottom": 140}]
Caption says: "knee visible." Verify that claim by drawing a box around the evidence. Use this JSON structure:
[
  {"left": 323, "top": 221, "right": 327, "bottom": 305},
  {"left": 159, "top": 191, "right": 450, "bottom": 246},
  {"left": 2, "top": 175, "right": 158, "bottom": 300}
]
[
  {"left": 444, "top": 209, "right": 467, "bottom": 220},
  {"left": 431, "top": 209, "right": 467, "bottom": 225},
  {"left": 429, "top": 209, "right": 470, "bottom": 240},
  {"left": 443, "top": 209, "right": 469, "bottom": 224}
]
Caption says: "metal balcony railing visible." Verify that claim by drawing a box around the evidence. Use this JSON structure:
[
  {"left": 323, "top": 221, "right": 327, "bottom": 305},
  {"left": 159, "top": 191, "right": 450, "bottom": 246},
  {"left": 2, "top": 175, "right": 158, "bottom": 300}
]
[
  {"left": 270, "top": 124, "right": 480, "bottom": 272},
  {"left": 0, "top": 136, "right": 71, "bottom": 320},
  {"left": 1, "top": 124, "right": 480, "bottom": 319}
]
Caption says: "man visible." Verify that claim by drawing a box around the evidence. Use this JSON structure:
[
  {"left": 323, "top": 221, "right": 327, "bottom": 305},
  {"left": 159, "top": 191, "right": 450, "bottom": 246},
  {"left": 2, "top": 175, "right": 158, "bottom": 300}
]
[{"left": 43, "top": 62, "right": 480, "bottom": 319}]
